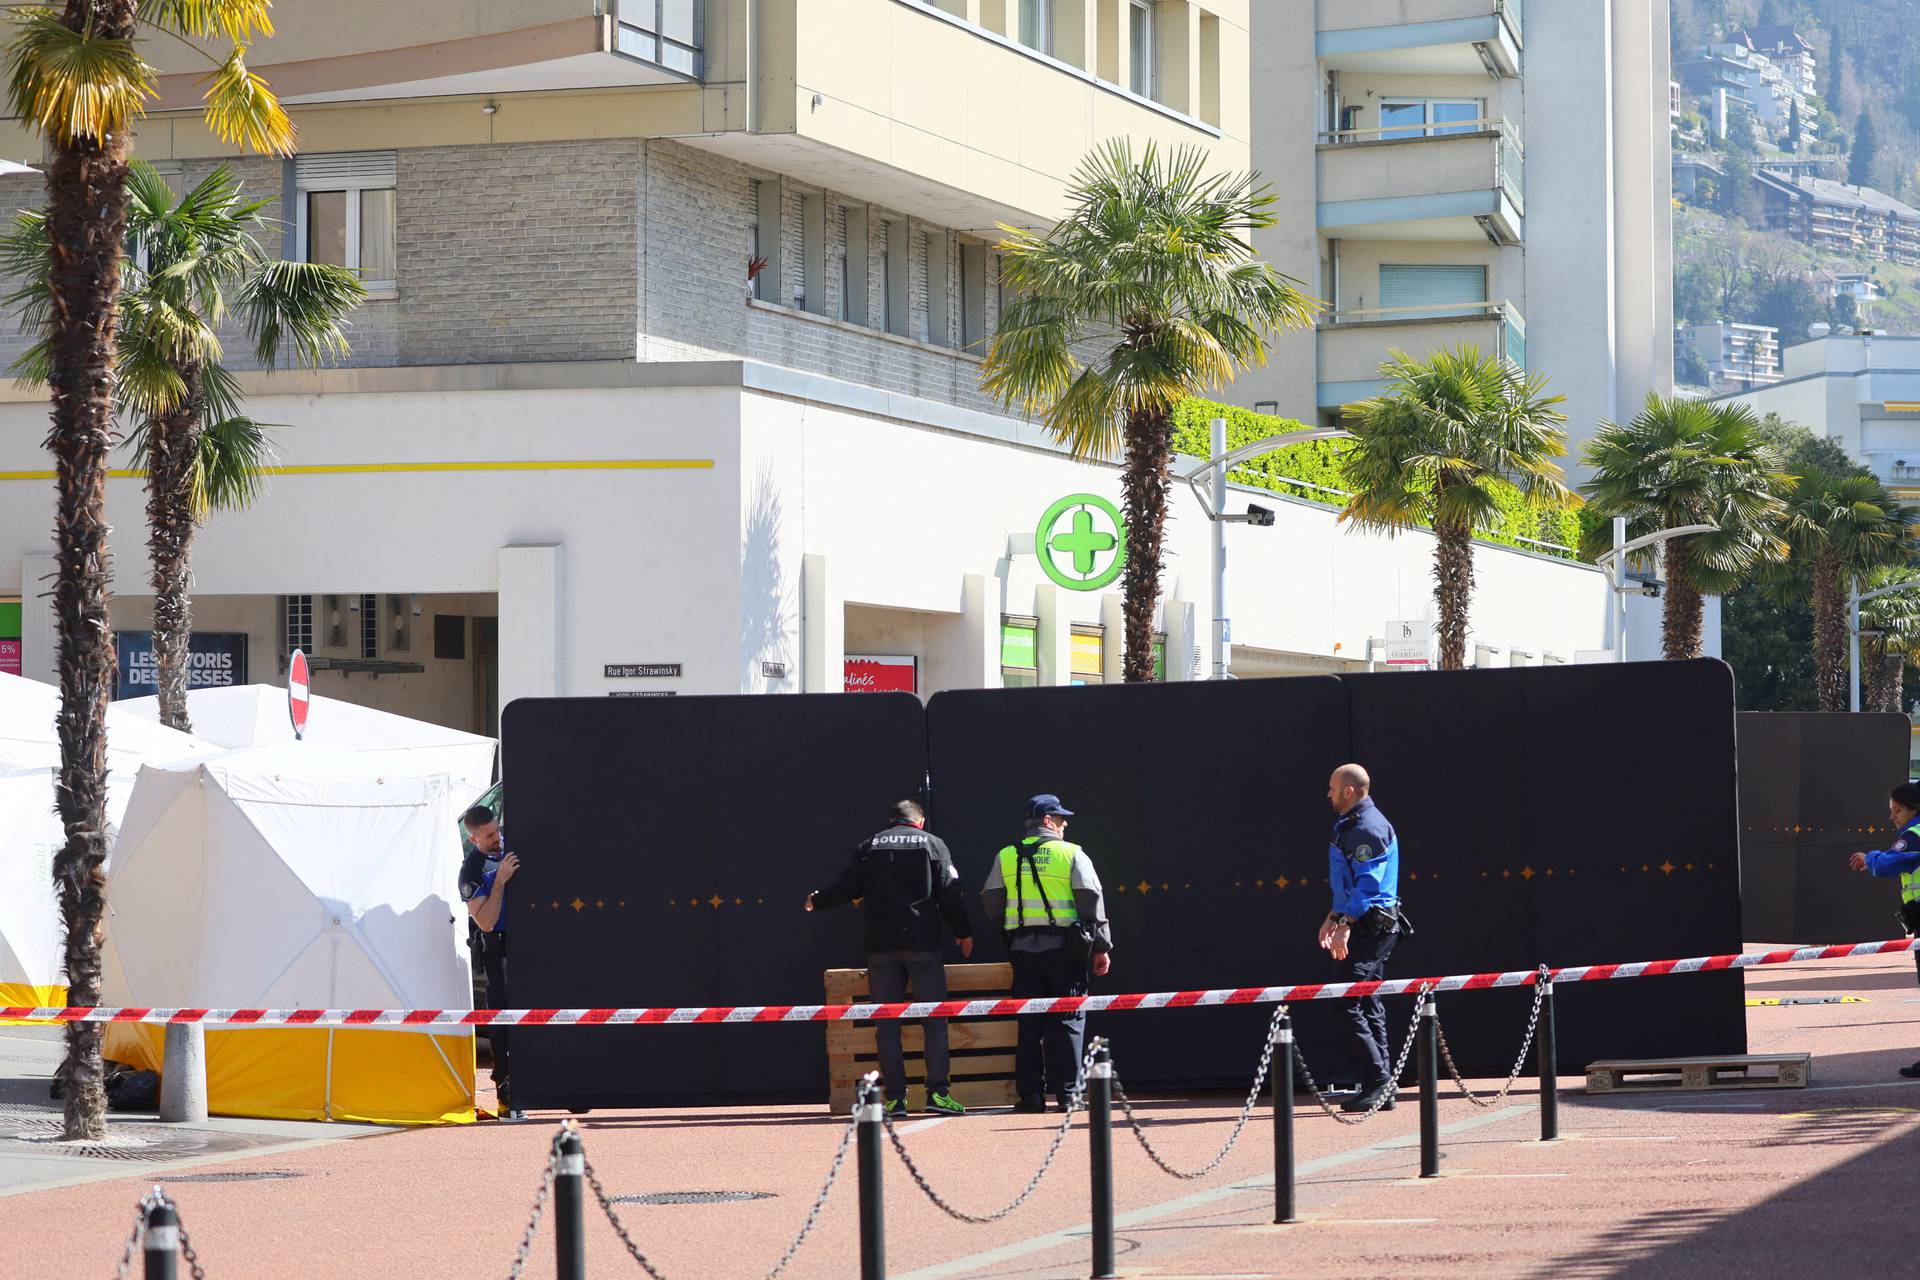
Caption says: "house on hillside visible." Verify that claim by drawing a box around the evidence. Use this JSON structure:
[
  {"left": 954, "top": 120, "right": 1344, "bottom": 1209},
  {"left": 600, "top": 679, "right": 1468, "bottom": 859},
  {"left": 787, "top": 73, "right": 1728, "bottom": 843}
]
[
  {"left": 1675, "top": 322, "right": 1782, "bottom": 392},
  {"left": 1754, "top": 170, "right": 1920, "bottom": 267},
  {"left": 1733, "top": 25, "right": 1818, "bottom": 103}
]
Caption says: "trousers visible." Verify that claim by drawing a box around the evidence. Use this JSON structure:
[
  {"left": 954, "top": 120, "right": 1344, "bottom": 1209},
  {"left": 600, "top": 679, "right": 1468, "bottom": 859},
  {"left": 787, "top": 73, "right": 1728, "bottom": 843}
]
[
  {"left": 481, "top": 940, "right": 510, "bottom": 1086},
  {"left": 867, "top": 950, "right": 950, "bottom": 1102},
  {"left": 1009, "top": 947, "right": 1089, "bottom": 1102},
  {"left": 1337, "top": 926, "right": 1398, "bottom": 1087}
]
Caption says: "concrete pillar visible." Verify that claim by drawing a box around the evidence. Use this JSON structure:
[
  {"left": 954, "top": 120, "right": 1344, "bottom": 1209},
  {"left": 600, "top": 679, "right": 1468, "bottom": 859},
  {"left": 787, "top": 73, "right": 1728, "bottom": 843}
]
[
  {"left": 1034, "top": 582, "right": 1073, "bottom": 686},
  {"left": 1097, "top": 0, "right": 1129, "bottom": 85},
  {"left": 1052, "top": 0, "right": 1096, "bottom": 71},
  {"left": 1099, "top": 592, "right": 1124, "bottom": 683},
  {"left": 1156, "top": 1, "right": 1201, "bottom": 116},
  {"left": 498, "top": 545, "right": 562, "bottom": 712},
  {"left": 802, "top": 553, "right": 845, "bottom": 693},
  {"left": 1166, "top": 598, "right": 1197, "bottom": 682},
  {"left": 158, "top": 1023, "right": 207, "bottom": 1123},
  {"left": 960, "top": 573, "right": 999, "bottom": 689},
  {"left": 20, "top": 553, "right": 54, "bottom": 684}
]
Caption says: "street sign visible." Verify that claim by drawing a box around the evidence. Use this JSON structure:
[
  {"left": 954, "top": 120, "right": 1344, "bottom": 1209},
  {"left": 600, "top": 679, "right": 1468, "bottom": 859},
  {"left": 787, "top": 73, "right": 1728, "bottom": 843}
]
[
  {"left": 288, "top": 649, "right": 310, "bottom": 740},
  {"left": 605, "top": 663, "right": 681, "bottom": 679},
  {"left": 1036, "top": 494, "right": 1127, "bottom": 592},
  {"left": 1382, "top": 620, "right": 1431, "bottom": 667}
]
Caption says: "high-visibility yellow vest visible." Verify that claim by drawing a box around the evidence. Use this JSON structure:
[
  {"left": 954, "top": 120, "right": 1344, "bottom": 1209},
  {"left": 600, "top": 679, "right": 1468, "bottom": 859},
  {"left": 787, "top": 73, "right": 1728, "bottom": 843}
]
[
  {"left": 1900, "top": 819, "right": 1920, "bottom": 904},
  {"left": 997, "top": 836, "right": 1082, "bottom": 931}
]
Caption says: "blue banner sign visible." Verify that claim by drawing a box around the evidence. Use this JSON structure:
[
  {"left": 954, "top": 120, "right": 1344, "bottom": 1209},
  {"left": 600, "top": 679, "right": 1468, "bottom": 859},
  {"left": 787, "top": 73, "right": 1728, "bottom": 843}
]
[{"left": 115, "top": 631, "right": 248, "bottom": 701}]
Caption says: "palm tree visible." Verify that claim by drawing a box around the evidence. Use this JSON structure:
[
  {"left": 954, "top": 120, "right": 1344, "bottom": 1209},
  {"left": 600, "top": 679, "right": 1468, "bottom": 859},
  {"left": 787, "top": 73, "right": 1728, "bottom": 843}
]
[
  {"left": 981, "top": 141, "right": 1318, "bottom": 681},
  {"left": 1859, "top": 564, "right": 1920, "bottom": 713},
  {"left": 2, "top": 162, "right": 364, "bottom": 731},
  {"left": 2, "top": 0, "right": 295, "bottom": 1139},
  {"left": 1781, "top": 470, "right": 1916, "bottom": 712},
  {"left": 1580, "top": 396, "right": 1791, "bottom": 660},
  {"left": 1340, "top": 347, "right": 1574, "bottom": 670}
]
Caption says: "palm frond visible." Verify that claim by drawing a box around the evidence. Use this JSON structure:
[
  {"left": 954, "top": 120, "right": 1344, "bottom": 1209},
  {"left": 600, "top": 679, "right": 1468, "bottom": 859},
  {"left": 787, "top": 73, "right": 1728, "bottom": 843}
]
[
  {"left": 239, "top": 259, "right": 365, "bottom": 367},
  {"left": 140, "top": 0, "right": 275, "bottom": 42},
  {"left": 4, "top": 8, "right": 154, "bottom": 147},
  {"left": 198, "top": 44, "right": 294, "bottom": 155}
]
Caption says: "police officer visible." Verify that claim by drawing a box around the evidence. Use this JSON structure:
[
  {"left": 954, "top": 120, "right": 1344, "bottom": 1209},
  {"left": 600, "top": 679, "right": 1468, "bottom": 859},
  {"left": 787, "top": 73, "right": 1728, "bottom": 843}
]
[
  {"left": 980, "top": 795, "right": 1112, "bottom": 1114},
  {"left": 807, "top": 800, "right": 975, "bottom": 1116},
  {"left": 1321, "top": 763, "right": 1405, "bottom": 1113},
  {"left": 458, "top": 803, "right": 519, "bottom": 1116},
  {"left": 1848, "top": 780, "right": 1920, "bottom": 1078}
]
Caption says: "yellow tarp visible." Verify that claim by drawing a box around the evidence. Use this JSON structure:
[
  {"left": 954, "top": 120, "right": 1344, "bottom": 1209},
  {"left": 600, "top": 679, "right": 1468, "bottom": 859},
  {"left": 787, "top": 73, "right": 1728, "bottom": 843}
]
[
  {"left": 105, "top": 1024, "right": 476, "bottom": 1126},
  {"left": 0, "top": 983, "right": 65, "bottom": 1025}
]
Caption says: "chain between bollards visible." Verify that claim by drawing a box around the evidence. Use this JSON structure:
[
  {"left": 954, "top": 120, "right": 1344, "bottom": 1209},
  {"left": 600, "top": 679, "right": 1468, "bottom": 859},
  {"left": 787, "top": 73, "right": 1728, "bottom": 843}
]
[
  {"left": 1272, "top": 1009, "right": 1296, "bottom": 1225},
  {"left": 856, "top": 1072, "right": 887, "bottom": 1280},
  {"left": 1086, "top": 1039, "right": 1117, "bottom": 1280},
  {"left": 1538, "top": 968, "right": 1559, "bottom": 1141},
  {"left": 1417, "top": 989, "right": 1440, "bottom": 1178},
  {"left": 555, "top": 1125, "right": 586, "bottom": 1280}
]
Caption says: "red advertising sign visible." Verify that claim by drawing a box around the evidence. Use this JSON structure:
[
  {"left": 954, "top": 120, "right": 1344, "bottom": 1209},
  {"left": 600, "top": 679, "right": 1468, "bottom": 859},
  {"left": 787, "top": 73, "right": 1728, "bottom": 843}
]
[
  {"left": 843, "top": 654, "right": 917, "bottom": 694},
  {"left": 0, "top": 640, "right": 18, "bottom": 678}
]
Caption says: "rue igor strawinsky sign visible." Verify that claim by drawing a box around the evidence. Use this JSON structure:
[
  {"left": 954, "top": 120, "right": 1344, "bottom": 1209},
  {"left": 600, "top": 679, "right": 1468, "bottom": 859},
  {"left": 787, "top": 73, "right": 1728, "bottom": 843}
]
[{"left": 1037, "top": 494, "right": 1127, "bottom": 592}]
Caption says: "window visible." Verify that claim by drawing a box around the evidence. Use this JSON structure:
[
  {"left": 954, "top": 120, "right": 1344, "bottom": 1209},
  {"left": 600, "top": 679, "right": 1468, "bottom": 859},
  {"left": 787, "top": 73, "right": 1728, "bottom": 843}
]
[
  {"left": 883, "top": 218, "right": 909, "bottom": 338},
  {"left": 434, "top": 614, "right": 466, "bottom": 661},
  {"left": 1018, "top": 0, "right": 1050, "bottom": 54},
  {"left": 282, "top": 595, "right": 314, "bottom": 655},
  {"left": 358, "top": 594, "right": 379, "bottom": 660},
  {"left": 752, "top": 178, "right": 782, "bottom": 303},
  {"left": 1001, "top": 616, "right": 1038, "bottom": 688},
  {"left": 1379, "top": 99, "right": 1483, "bottom": 140},
  {"left": 1129, "top": 0, "right": 1154, "bottom": 97},
  {"left": 294, "top": 152, "right": 397, "bottom": 293},
  {"left": 1070, "top": 625, "right": 1104, "bottom": 686},
  {"left": 961, "top": 240, "right": 988, "bottom": 350}
]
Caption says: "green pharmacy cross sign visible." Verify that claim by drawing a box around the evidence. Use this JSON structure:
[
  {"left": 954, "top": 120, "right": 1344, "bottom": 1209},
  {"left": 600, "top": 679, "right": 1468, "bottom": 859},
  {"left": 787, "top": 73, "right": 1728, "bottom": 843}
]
[{"left": 1036, "top": 494, "right": 1127, "bottom": 591}]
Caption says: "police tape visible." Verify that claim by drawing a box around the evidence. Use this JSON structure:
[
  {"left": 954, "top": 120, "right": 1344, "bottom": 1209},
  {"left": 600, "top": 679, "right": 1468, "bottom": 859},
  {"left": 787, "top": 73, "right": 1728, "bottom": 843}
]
[{"left": 4, "top": 937, "right": 1911, "bottom": 1029}]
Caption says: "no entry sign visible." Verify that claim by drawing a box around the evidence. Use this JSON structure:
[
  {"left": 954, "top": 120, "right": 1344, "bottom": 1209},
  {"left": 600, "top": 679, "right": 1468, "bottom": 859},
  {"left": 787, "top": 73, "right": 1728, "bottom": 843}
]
[{"left": 288, "top": 649, "right": 310, "bottom": 740}]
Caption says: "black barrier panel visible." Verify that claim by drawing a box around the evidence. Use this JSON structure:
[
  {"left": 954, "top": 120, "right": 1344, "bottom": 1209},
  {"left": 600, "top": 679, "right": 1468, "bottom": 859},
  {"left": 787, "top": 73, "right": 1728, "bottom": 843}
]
[
  {"left": 926, "top": 677, "right": 1354, "bottom": 1090},
  {"left": 1737, "top": 712, "right": 1912, "bottom": 944},
  {"left": 502, "top": 693, "right": 928, "bottom": 1107},
  {"left": 1343, "top": 659, "right": 1747, "bottom": 1074}
]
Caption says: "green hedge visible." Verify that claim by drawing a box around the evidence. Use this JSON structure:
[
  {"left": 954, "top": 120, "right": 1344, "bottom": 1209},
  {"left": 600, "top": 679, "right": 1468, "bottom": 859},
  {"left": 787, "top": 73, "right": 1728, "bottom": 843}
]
[{"left": 1169, "top": 398, "right": 1581, "bottom": 559}]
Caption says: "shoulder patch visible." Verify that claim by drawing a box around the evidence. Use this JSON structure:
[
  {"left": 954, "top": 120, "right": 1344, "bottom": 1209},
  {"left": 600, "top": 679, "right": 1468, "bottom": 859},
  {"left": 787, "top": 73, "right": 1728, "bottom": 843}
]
[
  {"left": 1896, "top": 838, "right": 1910, "bottom": 853},
  {"left": 1352, "top": 842, "right": 1376, "bottom": 862}
]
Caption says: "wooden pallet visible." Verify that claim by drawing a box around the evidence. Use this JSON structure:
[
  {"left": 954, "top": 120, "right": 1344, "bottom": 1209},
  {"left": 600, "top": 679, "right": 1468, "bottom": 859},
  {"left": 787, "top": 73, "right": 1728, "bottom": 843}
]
[
  {"left": 1584, "top": 1052, "right": 1811, "bottom": 1094},
  {"left": 825, "top": 963, "right": 1019, "bottom": 1113}
]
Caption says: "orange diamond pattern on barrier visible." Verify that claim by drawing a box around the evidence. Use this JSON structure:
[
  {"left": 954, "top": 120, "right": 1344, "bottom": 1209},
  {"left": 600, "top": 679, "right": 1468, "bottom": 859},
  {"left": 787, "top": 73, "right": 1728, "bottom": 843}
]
[
  {"left": 570, "top": 897, "right": 586, "bottom": 913},
  {"left": 1659, "top": 860, "right": 1676, "bottom": 876},
  {"left": 708, "top": 894, "right": 723, "bottom": 909}
]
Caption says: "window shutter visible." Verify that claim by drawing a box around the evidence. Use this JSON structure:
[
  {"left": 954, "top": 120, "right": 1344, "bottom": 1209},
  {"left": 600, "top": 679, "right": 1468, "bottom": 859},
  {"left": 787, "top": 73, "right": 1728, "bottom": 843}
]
[
  {"left": 1378, "top": 265, "right": 1488, "bottom": 316},
  {"left": 295, "top": 151, "right": 397, "bottom": 190}
]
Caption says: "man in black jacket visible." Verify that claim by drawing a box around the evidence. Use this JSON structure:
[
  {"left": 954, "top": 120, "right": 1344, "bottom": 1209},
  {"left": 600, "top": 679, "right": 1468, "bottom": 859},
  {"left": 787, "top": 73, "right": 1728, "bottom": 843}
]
[{"left": 807, "top": 799, "right": 974, "bottom": 1115}]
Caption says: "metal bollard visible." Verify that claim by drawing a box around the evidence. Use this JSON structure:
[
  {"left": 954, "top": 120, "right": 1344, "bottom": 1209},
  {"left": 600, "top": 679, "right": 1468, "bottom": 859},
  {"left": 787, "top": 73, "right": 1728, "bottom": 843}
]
[
  {"left": 1273, "top": 1012, "right": 1297, "bottom": 1224},
  {"left": 1087, "top": 1040, "right": 1117, "bottom": 1279},
  {"left": 857, "top": 1077, "right": 887, "bottom": 1280},
  {"left": 555, "top": 1125, "right": 585, "bottom": 1280},
  {"left": 1538, "top": 970, "right": 1559, "bottom": 1142},
  {"left": 143, "top": 1198, "right": 178, "bottom": 1280},
  {"left": 1417, "top": 990, "right": 1440, "bottom": 1178}
]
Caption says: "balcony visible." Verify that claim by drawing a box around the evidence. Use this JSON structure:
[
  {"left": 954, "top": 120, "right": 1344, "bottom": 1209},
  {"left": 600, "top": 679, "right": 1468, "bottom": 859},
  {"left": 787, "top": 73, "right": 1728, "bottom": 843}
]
[
  {"left": 1316, "top": 119, "right": 1524, "bottom": 246},
  {"left": 1317, "top": 0, "right": 1521, "bottom": 78},
  {"left": 1316, "top": 300, "right": 1526, "bottom": 409}
]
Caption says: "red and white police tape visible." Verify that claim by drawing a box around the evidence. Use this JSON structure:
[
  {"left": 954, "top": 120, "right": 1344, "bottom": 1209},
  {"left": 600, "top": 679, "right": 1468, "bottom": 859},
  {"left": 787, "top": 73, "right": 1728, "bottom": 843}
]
[{"left": 4, "top": 938, "right": 1911, "bottom": 1029}]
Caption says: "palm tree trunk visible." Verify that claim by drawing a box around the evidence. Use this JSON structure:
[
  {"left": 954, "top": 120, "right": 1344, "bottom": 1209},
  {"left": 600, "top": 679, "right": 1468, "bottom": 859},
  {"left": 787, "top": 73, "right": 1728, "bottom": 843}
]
[
  {"left": 1119, "top": 407, "right": 1173, "bottom": 683},
  {"left": 1432, "top": 516, "right": 1475, "bottom": 670},
  {"left": 1864, "top": 638, "right": 1892, "bottom": 712},
  {"left": 45, "top": 0, "right": 139, "bottom": 1141},
  {"left": 1811, "top": 550, "right": 1848, "bottom": 712},
  {"left": 1891, "top": 654, "right": 1909, "bottom": 717},
  {"left": 145, "top": 370, "right": 203, "bottom": 733},
  {"left": 1662, "top": 537, "right": 1706, "bottom": 660}
]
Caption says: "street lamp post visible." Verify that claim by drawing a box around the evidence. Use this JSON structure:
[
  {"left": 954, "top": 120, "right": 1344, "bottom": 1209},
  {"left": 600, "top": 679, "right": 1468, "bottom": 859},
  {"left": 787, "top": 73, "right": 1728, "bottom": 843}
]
[
  {"left": 1848, "top": 576, "right": 1920, "bottom": 712},
  {"left": 1181, "top": 420, "right": 1353, "bottom": 680},
  {"left": 1593, "top": 519, "right": 1718, "bottom": 662}
]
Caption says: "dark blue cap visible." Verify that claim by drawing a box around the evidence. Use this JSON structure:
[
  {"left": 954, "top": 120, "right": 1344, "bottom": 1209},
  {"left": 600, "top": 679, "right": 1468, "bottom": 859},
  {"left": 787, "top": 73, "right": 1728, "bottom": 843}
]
[{"left": 1025, "top": 794, "right": 1074, "bottom": 819}]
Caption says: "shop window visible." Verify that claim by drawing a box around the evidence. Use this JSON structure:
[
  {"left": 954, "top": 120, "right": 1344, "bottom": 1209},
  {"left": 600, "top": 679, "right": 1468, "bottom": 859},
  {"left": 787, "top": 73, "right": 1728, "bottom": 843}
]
[
  {"left": 1001, "top": 615, "right": 1038, "bottom": 688},
  {"left": 1070, "top": 625, "right": 1104, "bottom": 686}
]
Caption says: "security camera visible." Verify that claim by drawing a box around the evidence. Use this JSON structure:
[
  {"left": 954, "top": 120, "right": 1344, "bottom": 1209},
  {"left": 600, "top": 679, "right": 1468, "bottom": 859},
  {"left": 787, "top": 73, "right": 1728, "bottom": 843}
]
[
  {"left": 1246, "top": 504, "right": 1276, "bottom": 528},
  {"left": 1644, "top": 582, "right": 1662, "bottom": 600}
]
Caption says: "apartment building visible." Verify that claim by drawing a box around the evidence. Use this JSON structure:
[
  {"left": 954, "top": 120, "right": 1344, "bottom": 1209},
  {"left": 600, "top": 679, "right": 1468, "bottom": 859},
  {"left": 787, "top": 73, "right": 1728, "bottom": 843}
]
[
  {"left": 1675, "top": 322, "right": 1781, "bottom": 392},
  {"left": 0, "top": 0, "right": 1612, "bottom": 723},
  {"left": 1675, "top": 38, "right": 1805, "bottom": 144},
  {"left": 1246, "top": 1, "right": 1676, "bottom": 453},
  {"left": 1754, "top": 170, "right": 1920, "bottom": 268}
]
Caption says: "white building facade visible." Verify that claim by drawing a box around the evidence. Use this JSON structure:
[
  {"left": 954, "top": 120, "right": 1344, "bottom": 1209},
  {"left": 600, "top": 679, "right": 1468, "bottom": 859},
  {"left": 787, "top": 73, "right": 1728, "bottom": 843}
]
[{"left": 0, "top": 0, "right": 1612, "bottom": 732}]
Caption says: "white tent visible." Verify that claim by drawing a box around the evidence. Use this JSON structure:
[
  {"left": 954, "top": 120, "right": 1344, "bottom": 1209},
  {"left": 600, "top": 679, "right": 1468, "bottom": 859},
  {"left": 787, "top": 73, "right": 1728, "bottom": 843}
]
[
  {"left": 102, "top": 742, "right": 476, "bottom": 1124},
  {"left": 114, "top": 684, "right": 496, "bottom": 800},
  {"left": 0, "top": 767, "right": 136, "bottom": 1006},
  {"left": 0, "top": 671, "right": 217, "bottom": 775}
]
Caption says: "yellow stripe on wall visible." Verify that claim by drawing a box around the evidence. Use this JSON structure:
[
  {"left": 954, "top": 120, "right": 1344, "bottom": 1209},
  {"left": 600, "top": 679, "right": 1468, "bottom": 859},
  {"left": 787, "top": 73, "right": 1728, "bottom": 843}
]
[{"left": 0, "top": 459, "right": 715, "bottom": 481}]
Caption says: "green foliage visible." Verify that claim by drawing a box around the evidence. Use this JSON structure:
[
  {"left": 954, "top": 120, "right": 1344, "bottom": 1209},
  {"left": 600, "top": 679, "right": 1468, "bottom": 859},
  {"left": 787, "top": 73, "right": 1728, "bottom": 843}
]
[
  {"left": 1850, "top": 110, "right": 1880, "bottom": 187},
  {"left": 1168, "top": 397, "right": 1581, "bottom": 558}
]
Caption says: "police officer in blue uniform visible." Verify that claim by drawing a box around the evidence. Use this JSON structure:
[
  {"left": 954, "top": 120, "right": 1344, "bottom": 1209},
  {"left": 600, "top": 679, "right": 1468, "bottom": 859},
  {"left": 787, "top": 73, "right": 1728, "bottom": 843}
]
[{"left": 1321, "top": 763, "right": 1405, "bottom": 1113}]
